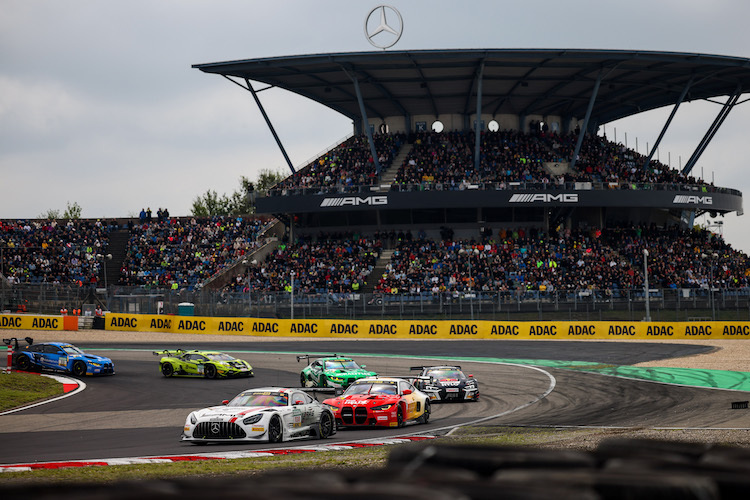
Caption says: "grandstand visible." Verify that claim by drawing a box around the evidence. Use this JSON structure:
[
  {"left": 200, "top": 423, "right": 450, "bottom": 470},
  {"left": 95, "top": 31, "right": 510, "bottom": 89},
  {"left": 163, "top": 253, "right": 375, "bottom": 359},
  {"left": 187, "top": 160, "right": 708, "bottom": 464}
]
[{"left": 2, "top": 49, "right": 750, "bottom": 321}]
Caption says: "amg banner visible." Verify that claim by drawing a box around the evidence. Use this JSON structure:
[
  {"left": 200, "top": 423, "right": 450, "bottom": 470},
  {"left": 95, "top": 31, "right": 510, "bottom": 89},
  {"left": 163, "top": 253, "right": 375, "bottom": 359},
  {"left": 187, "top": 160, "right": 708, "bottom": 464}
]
[{"left": 256, "top": 189, "right": 742, "bottom": 214}]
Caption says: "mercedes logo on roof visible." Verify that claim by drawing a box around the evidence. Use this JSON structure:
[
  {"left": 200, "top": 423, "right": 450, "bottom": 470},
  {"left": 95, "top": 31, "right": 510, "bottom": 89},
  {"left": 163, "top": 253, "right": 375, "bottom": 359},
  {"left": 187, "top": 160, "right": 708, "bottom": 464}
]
[{"left": 364, "top": 5, "right": 403, "bottom": 49}]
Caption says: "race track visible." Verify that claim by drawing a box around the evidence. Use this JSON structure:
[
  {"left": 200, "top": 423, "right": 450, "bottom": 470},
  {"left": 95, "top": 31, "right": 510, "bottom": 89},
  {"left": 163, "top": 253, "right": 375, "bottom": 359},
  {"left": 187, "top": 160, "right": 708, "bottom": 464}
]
[{"left": 1, "top": 340, "right": 747, "bottom": 465}]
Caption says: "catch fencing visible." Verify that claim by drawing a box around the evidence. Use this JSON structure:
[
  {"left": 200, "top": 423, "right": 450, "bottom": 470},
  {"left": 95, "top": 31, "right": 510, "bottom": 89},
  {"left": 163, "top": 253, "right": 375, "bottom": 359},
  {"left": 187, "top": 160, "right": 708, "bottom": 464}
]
[{"left": 2, "top": 281, "right": 749, "bottom": 322}]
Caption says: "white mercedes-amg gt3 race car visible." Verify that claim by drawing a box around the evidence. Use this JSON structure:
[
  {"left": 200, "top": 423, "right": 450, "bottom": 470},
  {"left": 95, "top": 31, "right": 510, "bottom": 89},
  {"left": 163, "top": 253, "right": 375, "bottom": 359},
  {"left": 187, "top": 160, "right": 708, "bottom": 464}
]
[{"left": 182, "top": 387, "right": 336, "bottom": 444}]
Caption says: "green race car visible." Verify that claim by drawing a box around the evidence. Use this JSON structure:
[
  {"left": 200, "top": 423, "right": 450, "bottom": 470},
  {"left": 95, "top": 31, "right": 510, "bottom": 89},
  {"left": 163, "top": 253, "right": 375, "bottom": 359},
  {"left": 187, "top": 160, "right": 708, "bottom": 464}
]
[
  {"left": 154, "top": 349, "right": 254, "bottom": 379},
  {"left": 297, "top": 354, "right": 377, "bottom": 389}
]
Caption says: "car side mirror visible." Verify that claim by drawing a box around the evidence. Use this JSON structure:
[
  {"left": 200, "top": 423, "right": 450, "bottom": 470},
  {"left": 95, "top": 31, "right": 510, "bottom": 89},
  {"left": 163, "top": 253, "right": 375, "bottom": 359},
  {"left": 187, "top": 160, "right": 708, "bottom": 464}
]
[
  {"left": 402, "top": 389, "right": 412, "bottom": 395},
  {"left": 222, "top": 400, "right": 229, "bottom": 405},
  {"left": 361, "top": 365, "right": 366, "bottom": 368},
  {"left": 469, "top": 374, "right": 474, "bottom": 378},
  {"left": 294, "top": 400, "right": 304, "bottom": 405}
]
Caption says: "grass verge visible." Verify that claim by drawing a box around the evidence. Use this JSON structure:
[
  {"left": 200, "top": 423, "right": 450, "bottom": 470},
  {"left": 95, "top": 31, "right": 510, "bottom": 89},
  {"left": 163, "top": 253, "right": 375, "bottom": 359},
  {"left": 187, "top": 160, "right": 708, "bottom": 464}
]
[{"left": 0, "top": 372, "right": 64, "bottom": 412}]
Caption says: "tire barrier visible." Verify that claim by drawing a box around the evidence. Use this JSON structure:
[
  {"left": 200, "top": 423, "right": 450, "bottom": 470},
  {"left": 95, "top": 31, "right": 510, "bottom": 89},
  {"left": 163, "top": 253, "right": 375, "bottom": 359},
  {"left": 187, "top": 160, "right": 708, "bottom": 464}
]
[{"left": 2, "top": 438, "right": 749, "bottom": 499}]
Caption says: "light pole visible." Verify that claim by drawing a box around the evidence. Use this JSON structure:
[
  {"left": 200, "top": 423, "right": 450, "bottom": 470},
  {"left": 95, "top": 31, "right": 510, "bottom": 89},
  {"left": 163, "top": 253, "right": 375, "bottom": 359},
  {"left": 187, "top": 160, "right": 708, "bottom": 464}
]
[
  {"left": 643, "top": 249, "right": 651, "bottom": 322},
  {"left": 97, "top": 253, "right": 112, "bottom": 290},
  {"left": 710, "top": 252, "right": 718, "bottom": 321},
  {"left": 290, "top": 270, "right": 295, "bottom": 320}
]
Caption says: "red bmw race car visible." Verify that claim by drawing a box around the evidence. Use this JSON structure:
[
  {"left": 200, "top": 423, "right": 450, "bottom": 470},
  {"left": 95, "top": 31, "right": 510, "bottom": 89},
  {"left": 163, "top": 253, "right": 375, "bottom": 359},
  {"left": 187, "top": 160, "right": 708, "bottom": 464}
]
[{"left": 322, "top": 377, "right": 431, "bottom": 428}]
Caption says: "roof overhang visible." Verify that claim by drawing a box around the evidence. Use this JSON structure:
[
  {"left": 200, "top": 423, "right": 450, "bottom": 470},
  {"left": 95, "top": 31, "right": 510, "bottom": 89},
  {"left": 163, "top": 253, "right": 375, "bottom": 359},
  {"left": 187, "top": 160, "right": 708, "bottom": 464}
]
[{"left": 194, "top": 48, "right": 750, "bottom": 124}]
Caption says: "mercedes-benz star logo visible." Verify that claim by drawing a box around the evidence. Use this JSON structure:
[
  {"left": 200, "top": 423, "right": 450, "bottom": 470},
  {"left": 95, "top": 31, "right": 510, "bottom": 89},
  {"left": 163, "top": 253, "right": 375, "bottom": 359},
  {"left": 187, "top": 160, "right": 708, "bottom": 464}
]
[
  {"left": 210, "top": 423, "right": 221, "bottom": 434},
  {"left": 364, "top": 5, "right": 403, "bottom": 49}
]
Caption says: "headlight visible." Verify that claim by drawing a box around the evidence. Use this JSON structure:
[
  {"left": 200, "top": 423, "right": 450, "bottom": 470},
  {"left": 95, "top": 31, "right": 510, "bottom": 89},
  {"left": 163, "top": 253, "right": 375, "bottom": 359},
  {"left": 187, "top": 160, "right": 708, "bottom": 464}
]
[
  {"left": 370, "top": 403, "right": 394, "bottom": 411},
  {"left": 242, "top": 414, "right": 263, "bottom": 425},
  {"left": 328, "top": 376, "right": 344, "bottom": 382},
  {"left": 425, "top": 386, "right": 439, "bottom": 391},
  {"left": 189, "top": 413, "right": 197, "bottom": 425},
  {"left": 90, "top": 363, "right": 101, "bottom": 367},
  {"left": 325, "top": 403, "right": 340, "bottom": 411}
]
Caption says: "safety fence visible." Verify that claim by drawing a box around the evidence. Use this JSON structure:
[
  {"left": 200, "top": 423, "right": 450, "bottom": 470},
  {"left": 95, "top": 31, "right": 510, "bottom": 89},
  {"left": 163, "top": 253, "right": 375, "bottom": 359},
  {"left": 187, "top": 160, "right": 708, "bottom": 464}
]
[{"left": 2, "top": 281, "right": 750, "bottom": 322}]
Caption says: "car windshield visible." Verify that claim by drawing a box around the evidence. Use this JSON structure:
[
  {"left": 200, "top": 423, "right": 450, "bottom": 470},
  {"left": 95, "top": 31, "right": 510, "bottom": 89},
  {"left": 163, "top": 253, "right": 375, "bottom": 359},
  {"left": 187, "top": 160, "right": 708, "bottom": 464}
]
[
  {"left": 228, "top": 392, "right": 288, "bottom": 407},
  {"left": 61, "top": 345, "right": 84, "bottom": 355},
  {"left": 325, "top": 359, "right": 360, "bottom": 370},
  {"left": 205, "top": 353, "right": 234, "bottom": 362},
  {"left": 427, "top": 369, "right": 464, "bottom": 379},
  {"left": 344, "top": 382, "right": 398, "bottom": 396}
]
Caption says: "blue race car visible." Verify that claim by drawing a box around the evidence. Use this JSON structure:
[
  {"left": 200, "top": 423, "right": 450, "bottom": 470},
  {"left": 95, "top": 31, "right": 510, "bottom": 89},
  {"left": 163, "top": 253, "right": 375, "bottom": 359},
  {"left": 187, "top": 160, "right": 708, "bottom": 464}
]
[{"left": 4, "top": 337, "right": 115, "bottom": 377}]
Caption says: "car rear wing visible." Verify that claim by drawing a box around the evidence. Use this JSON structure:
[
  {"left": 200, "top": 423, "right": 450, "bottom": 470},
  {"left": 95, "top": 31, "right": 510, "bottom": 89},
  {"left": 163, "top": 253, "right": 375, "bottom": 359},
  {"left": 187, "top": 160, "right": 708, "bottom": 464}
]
[
  {"left": 296, "top": 354, "right": 339, "bottom": 364},
  {"left": 152, "top": 349, "right": 186, "bottom": 357},
  {"left": 410, "top": 365, "right": 462, "bottom": 371},
  {"left": 3, "top": 337, "right": 33, "bottom": 350},
  {"left": 300, "top": 386, "right": 344, "bottom": 398}
]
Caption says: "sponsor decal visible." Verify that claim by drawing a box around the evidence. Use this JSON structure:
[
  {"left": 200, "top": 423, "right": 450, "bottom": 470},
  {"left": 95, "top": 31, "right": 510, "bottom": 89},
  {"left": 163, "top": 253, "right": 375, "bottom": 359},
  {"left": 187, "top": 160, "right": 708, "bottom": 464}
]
[
  {"left": 672, "top": 195, "right": 713, "bottom": 205},
  {"left": 0, "top": 316, "right": 23, "bottom": 328},
  {"left": 672, "top": 194, "right": 714, "bottom": 205},
  {"left": 509, "top": 193, "right": 579, "bottom": 203},
  {"left": 320, "top": 196, "right": 388, "bottom": 207}
]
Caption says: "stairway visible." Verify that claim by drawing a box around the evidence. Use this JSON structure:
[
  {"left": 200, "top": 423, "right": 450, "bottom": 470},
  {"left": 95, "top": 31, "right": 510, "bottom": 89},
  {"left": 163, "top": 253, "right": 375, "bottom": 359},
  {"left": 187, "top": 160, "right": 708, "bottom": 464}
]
[
  {"left": 360, "top": 248, "right": 394, "bottom": 293},
  {"left": 375, "top": 143, "right": 412, "bottom": 190},
  {"left": 101, "top": 229, "right": 130, "bottom": 287}
]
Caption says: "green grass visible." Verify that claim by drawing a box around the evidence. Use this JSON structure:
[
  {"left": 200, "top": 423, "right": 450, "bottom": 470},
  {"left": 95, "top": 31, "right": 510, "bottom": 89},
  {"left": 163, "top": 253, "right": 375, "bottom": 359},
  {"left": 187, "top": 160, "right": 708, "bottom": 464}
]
[{"left": 0, "top": 372, "right": 64, "bottom": 412}]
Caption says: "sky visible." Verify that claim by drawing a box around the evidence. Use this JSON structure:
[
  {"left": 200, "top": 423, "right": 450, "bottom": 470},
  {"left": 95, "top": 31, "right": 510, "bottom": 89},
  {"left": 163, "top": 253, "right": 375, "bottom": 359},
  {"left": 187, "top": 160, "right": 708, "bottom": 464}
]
[{"left": 2, "top": 1, "right": 750, "bottom": 251}]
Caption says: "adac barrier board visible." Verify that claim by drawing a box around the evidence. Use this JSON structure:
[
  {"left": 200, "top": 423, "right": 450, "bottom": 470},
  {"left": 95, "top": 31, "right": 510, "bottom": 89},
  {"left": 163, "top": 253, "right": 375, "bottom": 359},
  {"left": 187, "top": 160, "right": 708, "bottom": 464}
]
[
  {"left": 0, "top": 314, "right": 68, "bottom": 331},
  {"left": 102, "top": 313, "right": 750, "bottom": 340}
]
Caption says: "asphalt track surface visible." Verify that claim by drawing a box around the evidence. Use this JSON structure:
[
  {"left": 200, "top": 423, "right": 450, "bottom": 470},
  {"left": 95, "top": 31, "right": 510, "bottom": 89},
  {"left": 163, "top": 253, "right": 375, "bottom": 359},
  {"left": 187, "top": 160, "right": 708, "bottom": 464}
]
[{"left": 1, "top": 340, "right": 748, "bottom": 466}]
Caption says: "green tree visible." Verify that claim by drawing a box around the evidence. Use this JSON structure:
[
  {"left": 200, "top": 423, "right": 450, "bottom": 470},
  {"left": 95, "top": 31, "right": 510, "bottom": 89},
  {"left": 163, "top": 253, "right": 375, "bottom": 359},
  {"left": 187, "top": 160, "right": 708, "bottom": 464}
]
[
  {"left": 62, "top": 201, "right": 82, "bottom": 220},
  {"left": 38, "top": 208, "right": 61, "bottom": 220},
  {"left": 256, "top": 168, "right": 286, "bottom": 193},
  {"left": 190, "top": 170, "right": 288, "bottom": 217},
  {"left": 191, "top": 190, "right": 230, "bottom": 217}
]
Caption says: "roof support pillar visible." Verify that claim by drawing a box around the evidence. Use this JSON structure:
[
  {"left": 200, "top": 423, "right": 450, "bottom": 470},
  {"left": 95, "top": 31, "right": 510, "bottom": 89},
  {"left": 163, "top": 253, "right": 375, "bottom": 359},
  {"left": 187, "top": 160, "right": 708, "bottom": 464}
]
[
  {"left": 349, "top": 74, "right": 382, "bottom": 174},
  {"left": 569, "top": 70, "right": 603, "bottom": 171},
  {"left": 244, "top": 78, "right": 296, "bottom": 174},
  {"left": 474, "top": 61, "right": 485, "bottom": 172},
  {"left": 643, "top": 78, "right": 693, "bottom": 170},
  {"left": 683, "top": 84, "right": 742, "bottom": 175}
]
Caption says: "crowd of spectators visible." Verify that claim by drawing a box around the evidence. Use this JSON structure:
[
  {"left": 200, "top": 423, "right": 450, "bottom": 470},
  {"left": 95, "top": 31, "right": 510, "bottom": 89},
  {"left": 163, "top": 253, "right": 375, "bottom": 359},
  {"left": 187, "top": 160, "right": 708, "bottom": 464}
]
[
  {"left": 225, "top": 232, "right": 381, "bottom": 295},
  {"left": 0, "top": 219, "right": 113, "bottom": 286},
  {"left": 263, "top": 128, "right": 710, "bottom": 194},
  {"left": 3, "top": 215, "right": 748, "bottom": 297},
  {"left": 272, "top": 133, "right": 405, "bottom": 194},
  {"left": 392, "top": 129, "right": 707, "bottom": 191},
  {"left": 118, "top": 216, "right": 272, "bottom": 289},
  {"left": 372, "top": 224, "right": 750, "bottom": 296}
]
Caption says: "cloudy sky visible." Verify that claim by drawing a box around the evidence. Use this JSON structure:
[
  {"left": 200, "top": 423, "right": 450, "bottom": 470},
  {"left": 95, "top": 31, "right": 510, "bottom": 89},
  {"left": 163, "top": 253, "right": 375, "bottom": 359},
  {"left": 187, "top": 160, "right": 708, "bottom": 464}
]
[{"left": 3, "top": 1, "right": 750, "bottom": 251}]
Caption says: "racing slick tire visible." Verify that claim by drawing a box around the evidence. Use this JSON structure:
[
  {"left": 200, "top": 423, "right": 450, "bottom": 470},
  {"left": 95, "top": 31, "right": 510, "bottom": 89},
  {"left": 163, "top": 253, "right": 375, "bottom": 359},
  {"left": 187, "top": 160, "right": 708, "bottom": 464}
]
[
  {"left": 319, "top": 375, "right": 327, "bottom": 387},
  {"left": 418, "top": 401, "right": 431, "bottom": 424},
  {"left": 161, "top": 363, "right": 174, "bottom": 377},
  {"left": 204, "top": 364, "right": 217, "bottom": 379},
  {"left": 72, "top": 360, "right": 87, "bottom": 377},
  {"left": 16, "top": 354, "right": 32, "bottom": 371},
  {"left": 396, "top": 406, "right": 404, "bottom": 428},
  {"left": 268, "top": 414, "right": 283, "bottom": 443},
  {"left": 300, "top": 374, "right": 308, "bottom": 387},
  {"left": 317, "top": 411, "right": 334, "bottom": 439}
]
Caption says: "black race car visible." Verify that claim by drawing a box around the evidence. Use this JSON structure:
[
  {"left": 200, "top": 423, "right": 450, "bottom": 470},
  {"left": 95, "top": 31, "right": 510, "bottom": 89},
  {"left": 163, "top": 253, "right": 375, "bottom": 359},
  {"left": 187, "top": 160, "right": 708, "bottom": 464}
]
[{"left": 410, "top": 365, "right": 478, "bottom": 402}]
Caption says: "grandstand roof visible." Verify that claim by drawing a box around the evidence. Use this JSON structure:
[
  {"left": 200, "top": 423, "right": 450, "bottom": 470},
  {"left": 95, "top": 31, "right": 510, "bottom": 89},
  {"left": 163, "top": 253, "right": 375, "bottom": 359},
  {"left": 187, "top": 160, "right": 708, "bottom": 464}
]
[{"left": 193, "top": 49, "right": 750, "bottom": 125}]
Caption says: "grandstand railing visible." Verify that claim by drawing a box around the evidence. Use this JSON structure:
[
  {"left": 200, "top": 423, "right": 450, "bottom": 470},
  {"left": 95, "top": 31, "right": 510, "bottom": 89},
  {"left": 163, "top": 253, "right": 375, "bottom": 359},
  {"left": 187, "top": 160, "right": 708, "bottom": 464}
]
[
  {"left": 3, "top": 282, "right": 749, "bottom": 322},
  {"left": 267, "top": 181, "right": 740, "bottom": 197}
]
